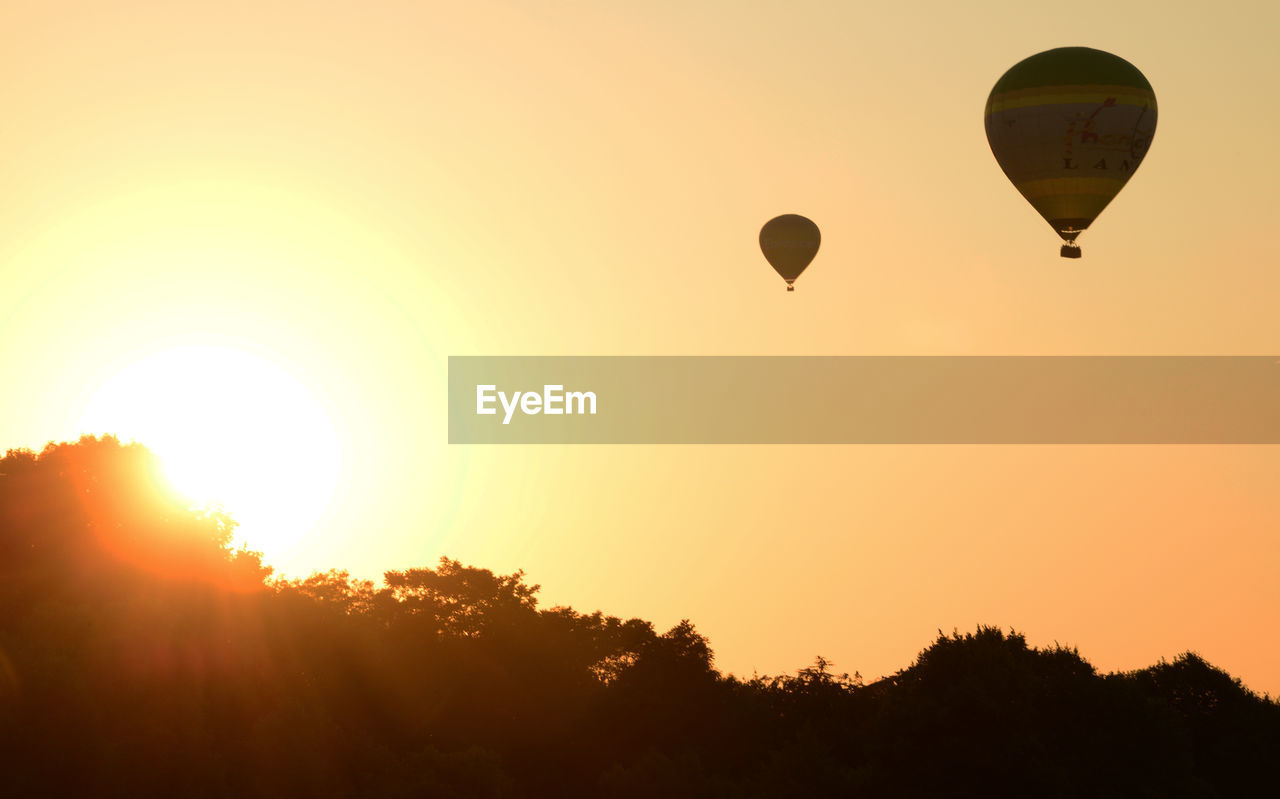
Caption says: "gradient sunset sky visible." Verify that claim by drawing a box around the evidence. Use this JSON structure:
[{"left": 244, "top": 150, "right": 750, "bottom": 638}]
[{"left": 2, "top": 1, "right": 1278, "bottom": 692}]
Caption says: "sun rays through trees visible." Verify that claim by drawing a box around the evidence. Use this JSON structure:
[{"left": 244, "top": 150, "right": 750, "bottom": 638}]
[{"left": 1, "top": 436, "right": 1277, "bottom": 797}]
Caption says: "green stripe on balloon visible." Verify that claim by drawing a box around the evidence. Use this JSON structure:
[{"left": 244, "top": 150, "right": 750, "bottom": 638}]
[{"left": 989, "top": 47, "right": 1153, "bottom": 93}]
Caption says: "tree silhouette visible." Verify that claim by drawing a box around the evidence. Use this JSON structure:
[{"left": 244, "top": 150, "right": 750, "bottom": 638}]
[{"left": 1, "top": 436, "right": 1277, "bottom": 797}]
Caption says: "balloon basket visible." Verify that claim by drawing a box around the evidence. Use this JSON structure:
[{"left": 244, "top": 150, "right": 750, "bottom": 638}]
[
  {"left": 1060, "top": 243, "right": 1082, "bottom": 259},
  {"left": 786, "top": 284, "right": 795, "bottom": 292}
]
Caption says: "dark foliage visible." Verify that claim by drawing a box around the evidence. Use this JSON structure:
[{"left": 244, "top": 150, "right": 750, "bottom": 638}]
[{"left": 2, "top": 436, "right": 1277, "bottom": 797}]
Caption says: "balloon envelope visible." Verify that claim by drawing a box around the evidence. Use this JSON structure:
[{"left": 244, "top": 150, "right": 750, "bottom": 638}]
[
  {"left": 985, "top": 47, "right": 1157, "bottom": 253},
  {"left": 760, "top": 214, "right": 820, "bottom": 289}
]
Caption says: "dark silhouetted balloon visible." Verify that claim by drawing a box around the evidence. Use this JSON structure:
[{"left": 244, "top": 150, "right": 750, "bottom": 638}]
[
  {"left": 985, "top": 47, "right": 1157, "bottom": 258},
  {"left": 759, "top": 214, "right": 820, "bottom": 291}
]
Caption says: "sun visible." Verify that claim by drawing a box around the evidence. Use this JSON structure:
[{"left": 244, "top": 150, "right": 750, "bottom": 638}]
[{"left": 78, "top": 346, "right": 343, "bottom": 558}]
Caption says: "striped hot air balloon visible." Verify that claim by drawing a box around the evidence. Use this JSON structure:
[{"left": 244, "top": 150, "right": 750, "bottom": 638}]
[{"left": 985, "top": 47, "right": 1157, "bottom": 258}]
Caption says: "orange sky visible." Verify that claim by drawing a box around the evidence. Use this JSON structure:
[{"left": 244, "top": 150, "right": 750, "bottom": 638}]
[{"left": 2, "top": 1, "right": 1278, "bottom": 692}]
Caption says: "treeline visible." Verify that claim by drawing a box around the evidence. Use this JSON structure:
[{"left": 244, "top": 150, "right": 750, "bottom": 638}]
[{"left": 1, "top": 436, "right": 1277, "bottom": 797}]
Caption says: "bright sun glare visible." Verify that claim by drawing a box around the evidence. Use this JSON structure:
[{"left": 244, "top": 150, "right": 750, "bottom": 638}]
[{"left": 79, "top": 346, "right": 343, "bottom": 558}]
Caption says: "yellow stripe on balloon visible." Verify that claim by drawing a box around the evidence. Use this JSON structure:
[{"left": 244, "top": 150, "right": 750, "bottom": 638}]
[
  {"left": 987, "top": 89, "right": 1156, "bottom": 114},
  {"left": 1015, "top": 177, "right": 1126, "bottom": 225},
  {"left": 990, "top": 84, "right": 1157, "bottom": 102}
]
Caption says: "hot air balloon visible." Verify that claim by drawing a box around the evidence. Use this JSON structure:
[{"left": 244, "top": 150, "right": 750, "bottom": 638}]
[
  {"left": 760, "top": 214, "right": 820, "bottom": 291},
  {"left": 985, "top": 47, "right": 1157, "bottom": 258}
]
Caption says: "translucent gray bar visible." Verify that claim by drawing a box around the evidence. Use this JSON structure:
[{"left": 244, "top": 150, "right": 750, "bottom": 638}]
[{"left": 448, "top": 357, "right": 1280, "bottom": 444}]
